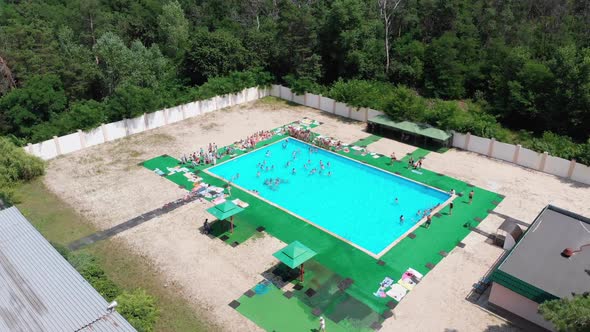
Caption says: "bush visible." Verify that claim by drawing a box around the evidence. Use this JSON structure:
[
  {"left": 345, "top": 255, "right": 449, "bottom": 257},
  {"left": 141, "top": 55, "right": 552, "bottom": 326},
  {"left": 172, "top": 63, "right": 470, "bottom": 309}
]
[
  {"left": 69, "top": 252, "right": 121, "bottom": 301},
  {"left": 328, "top": 79, "right": 393, "bottom": 110},
  {"left": 116, "top": 289, "right": 159, "bottom": 332},
  {"left": 283, "top": 74, "right": 324, "bottom": 96},
  {"left": 0, "top": 136, "right": 45, "bottom": 204},
  {"left": 189, "top": 68, "right": 273, "bottom": 100},
  {"left": 539, "top": 293, "right": 590, "bottom": 332}
]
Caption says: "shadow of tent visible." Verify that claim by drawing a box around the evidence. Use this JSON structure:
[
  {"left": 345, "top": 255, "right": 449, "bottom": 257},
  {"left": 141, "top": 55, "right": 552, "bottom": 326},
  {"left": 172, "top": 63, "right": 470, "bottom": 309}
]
[{"left": 208, "top": 219, "right": 237, "bottom": 238}]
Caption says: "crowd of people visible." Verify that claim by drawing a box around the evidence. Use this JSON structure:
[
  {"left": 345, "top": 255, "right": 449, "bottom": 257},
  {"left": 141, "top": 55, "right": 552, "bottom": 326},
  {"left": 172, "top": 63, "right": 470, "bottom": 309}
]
[
  {"left": 180, "top": 142, "right": 223, "bottom": 166},
  {"left": 287, "top": 126, "right": 312, "bottom": 142}
]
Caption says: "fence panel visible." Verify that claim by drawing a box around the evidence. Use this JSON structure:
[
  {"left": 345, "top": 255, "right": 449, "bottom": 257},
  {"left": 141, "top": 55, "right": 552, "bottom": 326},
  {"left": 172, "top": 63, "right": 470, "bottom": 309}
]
[
  {"left": 320, "top": 96, "right": 335, "bottom": 113},
  {"left": 58, "top": 133, "right": 81, "bottom": 155},
  {"left": 201, "top": 98, "right": 216, "bottom": 113},
  {"left": 235, "top": 90, "right": 246, "bottom": 104},
  {"left": 334, "top": 102, "right": 349, "bottom": 117},
  {"left": 492, "top": 141, "right": 516, "bottom": 162},
  {"left": 279, "top": 86, "right": 293, "bottom": 101},
  {"left": 518, "top": 147, "right": 542, "bottom": 170},
  {"left": 167, "top": 107, "right": 183, "bottom": 124},
  {"left": 305, "top": 93, "right": 320, "bottom": 109},
  {"left": 105, "top": 120, "right": 127, "bottom": 141},
  {"left": 349, "top": 108, "right": 366, "bottom": 122},
  {"left": 38, "top": 139, "right": 58, "bottom": 160},
  {"left": 468, "top": 136, "right": 491, "bottom": 155},
  {"left": 84, "top": 127, "right": 105, "bottom": 147},
  {"left": 292, "top": 93, "right": 305, "bottom": 105},
  {"left": 217, "top": 95, "right": 230, "bottom": 109},
  {"left": 452, "top": 133, "right": 467, "bottom": 148},
  {"left": 128, "top": 116, "right": 146, "bottom": 135},
  {"left": 571, "top": 163, "right": 590, "bottom": 185},
  {"left": 271, "top": 85, "right": 280, "bottom": 97},
  {"left": 146, "top": 110, "right": 165, "bottom": 129},
  {"left": 246, "top": 87, "right": 259, "bottom": 101},
  {"left": 544, "top": 155, "right": 571, "bottom": 178},
  {"left": 367, "top": 109, "right": 384, "bottom": 120},
  {"left": 185, "top": 102, "right": 200, "bottom": 118}
]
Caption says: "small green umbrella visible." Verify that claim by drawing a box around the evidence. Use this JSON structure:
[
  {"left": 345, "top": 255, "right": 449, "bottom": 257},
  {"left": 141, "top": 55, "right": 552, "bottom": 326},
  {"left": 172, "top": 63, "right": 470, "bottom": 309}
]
[
  {"left": 273, "top": 241, "right": 317, "bottom": 282},
  {"left": 206, "top": 201, "right": 244, "bottom": 233}
]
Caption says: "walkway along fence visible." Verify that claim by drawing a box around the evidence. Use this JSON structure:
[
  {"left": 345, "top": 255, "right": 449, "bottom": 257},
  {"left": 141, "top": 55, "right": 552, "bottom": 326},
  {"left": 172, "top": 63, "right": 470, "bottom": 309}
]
[{"left": 24, "top": 84, "right": 590, "bottom": 186}]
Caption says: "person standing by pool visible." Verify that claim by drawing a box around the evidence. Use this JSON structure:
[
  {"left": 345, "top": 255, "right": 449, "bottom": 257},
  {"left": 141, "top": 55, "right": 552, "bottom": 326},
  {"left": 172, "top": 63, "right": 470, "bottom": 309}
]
[
  {"left": 319, "top": 316, "right": 326, "bottom": 332},
  {"left": 390, "top": 152, "right": 396, "bottom": 164},
  {"left": 449, "top": 202, "right": 454, "bottom": 215},
  {"left": 469, "top": 190, "right": 474, "bottom": 204},
  {"left": 425, "top": 214, "right": 432, "bottom": 228},
  {"left": 408, "top": 156, "right": 414, "bottom": 168}
]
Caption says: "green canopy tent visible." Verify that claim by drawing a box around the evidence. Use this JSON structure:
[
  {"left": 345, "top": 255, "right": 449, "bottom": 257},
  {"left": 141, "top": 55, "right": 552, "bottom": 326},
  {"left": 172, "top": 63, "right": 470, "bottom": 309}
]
[
  {"left": 272, "top": 241, "right": 317, "bottom": 282},
  {"left": 206, "top": 201, "right": 244, "bottom": 233},
  {"left": 367, "top": 115, "right": 452, "bottom": 147}
]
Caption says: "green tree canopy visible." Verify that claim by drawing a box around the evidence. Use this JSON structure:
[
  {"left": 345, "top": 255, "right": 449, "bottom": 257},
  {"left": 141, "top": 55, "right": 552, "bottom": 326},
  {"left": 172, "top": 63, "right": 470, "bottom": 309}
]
[{"left": 539, "top": 294, "right": 590, "bottom": 332}]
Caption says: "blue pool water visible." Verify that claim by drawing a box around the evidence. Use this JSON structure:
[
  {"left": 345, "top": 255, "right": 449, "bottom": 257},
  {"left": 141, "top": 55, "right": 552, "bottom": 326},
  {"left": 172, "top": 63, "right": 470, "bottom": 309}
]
[{"left": 209, "top": 138, "right": 449, "bottom": 255}]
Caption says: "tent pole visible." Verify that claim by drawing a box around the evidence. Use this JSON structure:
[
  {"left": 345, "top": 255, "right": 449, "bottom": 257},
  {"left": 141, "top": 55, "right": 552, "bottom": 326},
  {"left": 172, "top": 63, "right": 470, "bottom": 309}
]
[{"left": 300, "top": 263, "right": 304, "bottom": 282}]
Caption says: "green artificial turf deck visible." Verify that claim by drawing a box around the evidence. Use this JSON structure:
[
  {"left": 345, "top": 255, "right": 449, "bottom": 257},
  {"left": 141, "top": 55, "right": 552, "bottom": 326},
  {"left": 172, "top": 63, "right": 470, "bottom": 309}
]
[
  {"left": 141, "top": 119, "right": 503, "bottom": 330},
  {"left": 351, "top": 134, "right": 382, "bottom": 147}
]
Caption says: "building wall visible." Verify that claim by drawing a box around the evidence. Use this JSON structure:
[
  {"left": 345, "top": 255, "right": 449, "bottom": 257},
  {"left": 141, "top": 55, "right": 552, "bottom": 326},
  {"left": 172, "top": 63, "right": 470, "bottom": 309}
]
[{"left": 489, "top": 282, "right": 555, "bottom": 331}]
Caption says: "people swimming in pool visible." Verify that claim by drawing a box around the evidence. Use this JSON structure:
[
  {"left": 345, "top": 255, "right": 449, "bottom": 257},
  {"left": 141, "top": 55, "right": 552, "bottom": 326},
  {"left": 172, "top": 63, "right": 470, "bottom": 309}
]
[
  {"left": 327, "top": 171, "right": 332, "bottom": 176},
  {"left": 256, "top": 171, "right": 261, "bottom": 177},
  {"left": 266, "top": 150, "right": 271, "bottom": 157},
  {"left": 399, "top": 215, "right": 405, "bottom": 225},
  {"left": 292, "top": 168, "right": 297, "bottom": 175}
]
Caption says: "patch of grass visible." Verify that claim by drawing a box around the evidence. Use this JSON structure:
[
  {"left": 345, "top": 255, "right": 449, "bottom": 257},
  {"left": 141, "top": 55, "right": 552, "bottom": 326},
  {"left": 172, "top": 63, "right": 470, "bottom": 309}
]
[
  {"left": 15, "top": 179, "right": 95, "bottom": 243},
  {"left": 15, "top": 179, "right": 213, "bottom": 332}
]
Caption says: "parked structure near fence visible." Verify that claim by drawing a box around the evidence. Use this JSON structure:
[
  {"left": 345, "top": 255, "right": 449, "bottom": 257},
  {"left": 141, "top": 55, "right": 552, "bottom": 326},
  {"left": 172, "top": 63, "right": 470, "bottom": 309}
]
[{"left": 24, "top": 84, "right": 590, "bottom": 186}]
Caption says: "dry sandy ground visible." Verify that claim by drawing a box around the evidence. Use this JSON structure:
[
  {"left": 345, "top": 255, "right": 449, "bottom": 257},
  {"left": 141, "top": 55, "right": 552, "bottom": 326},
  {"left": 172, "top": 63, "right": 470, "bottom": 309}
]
[{"left": 44, "top": 99, "right": 590, "bottom": 332}]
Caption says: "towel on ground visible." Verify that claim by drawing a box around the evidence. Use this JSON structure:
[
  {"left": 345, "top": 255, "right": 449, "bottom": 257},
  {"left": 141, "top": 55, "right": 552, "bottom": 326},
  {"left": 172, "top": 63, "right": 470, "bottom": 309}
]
[
  {"left": 386, "top": 284, "right": 408, "bottom": 301},
  {"left": 232, "top": 199, "right": 249, "bottom": 208},
  {"left": 212, "top": 197, "right": 226, "bottom": 205},
  {"left": 380, "top": 277, "right": 395, "bottom": 288},
  {"left": 411, "top": 170, "right": 423, "bottom": 175},
  {"left": 398, "top": 279, "right": 415, "bottom": 291},
  {"left": 405, "top": 268, "right": 424, "bottom": 281}
]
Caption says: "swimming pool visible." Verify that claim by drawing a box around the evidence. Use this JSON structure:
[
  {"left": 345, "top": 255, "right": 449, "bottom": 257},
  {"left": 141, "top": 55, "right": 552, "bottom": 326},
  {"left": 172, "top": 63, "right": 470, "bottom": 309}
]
[{"left": 208, "top": 138, "right": 450, "bottom": 256}]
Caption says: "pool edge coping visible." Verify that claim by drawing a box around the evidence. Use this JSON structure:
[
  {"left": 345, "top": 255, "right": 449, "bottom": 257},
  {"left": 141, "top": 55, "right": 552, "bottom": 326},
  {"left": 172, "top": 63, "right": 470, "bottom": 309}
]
[{"left": 205, "top": 136, "right": 453, "bottom": 259}]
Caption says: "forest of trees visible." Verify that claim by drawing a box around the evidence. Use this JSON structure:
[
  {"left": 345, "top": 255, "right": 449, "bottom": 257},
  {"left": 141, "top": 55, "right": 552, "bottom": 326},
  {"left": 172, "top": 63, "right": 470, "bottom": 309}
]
[{"left": 0, "top": 0, "right": 589, "bottom": 162}]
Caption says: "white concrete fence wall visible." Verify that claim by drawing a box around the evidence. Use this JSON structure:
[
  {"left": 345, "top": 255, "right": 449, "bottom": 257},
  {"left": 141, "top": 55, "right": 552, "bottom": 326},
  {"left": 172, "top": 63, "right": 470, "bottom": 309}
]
[
  {"left": 24, "top": 83, "right": 590, "bottom": 186},
  {"left": 273, "top": 84, "right": 590, "bottom": 186},
  {"left": 452, "top": 132, "right": 590, "bottom": 185},
  {"left": 24, "top": 86, "right": 270, "bottom": 160}
]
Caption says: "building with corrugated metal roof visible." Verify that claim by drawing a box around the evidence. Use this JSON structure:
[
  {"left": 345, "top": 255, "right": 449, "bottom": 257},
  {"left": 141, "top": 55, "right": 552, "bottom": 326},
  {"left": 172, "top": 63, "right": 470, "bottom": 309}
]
[{"left": 0, "top": 206, "right": 137, "bottom": 332}]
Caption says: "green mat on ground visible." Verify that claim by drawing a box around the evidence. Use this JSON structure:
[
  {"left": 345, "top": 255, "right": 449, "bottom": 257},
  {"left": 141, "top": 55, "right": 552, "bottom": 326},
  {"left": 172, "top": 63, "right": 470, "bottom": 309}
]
[
  {"left": 142, "top": 119, "right": 503, "bottom": 330},
  {"left": 236, "top": 282, "right": 374, "bottom": 332},
  {"left": 351, "top": 134, "right": 382, "bottom": 147}
]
